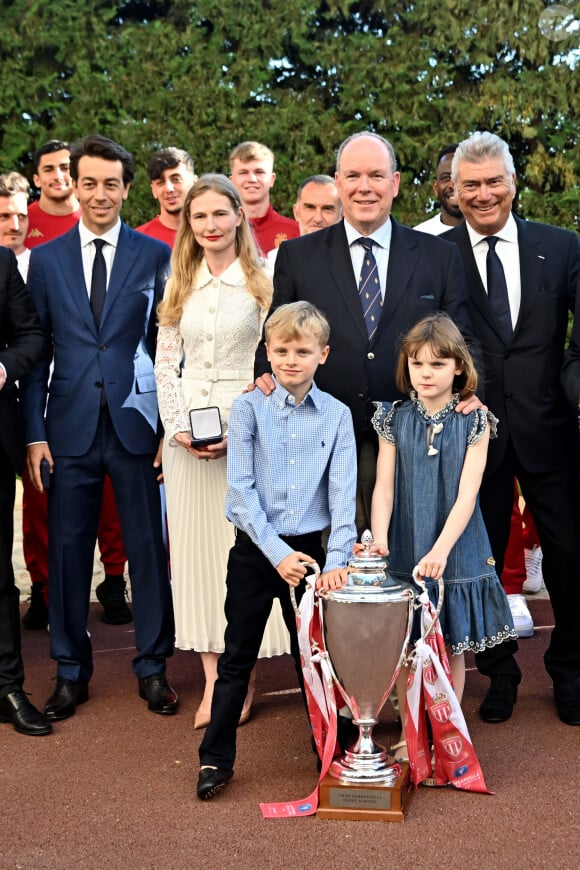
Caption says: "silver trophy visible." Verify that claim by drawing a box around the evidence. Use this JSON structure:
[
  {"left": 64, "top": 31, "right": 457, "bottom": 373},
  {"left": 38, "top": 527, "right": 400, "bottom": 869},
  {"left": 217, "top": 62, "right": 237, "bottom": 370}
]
[{"left": 318, "top": 530, "right": 442, "bottom": 787}]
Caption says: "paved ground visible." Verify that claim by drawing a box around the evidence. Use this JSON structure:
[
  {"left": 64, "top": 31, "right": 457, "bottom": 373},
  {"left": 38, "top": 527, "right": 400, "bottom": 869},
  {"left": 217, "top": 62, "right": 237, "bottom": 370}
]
[{"left": 6, "top": 484, "right": 578, "bottom": 870}]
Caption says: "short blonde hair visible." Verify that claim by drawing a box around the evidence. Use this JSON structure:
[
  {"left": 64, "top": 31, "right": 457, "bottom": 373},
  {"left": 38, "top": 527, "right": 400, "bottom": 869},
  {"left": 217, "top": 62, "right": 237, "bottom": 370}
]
[
  {"left": 396, "top": 313, "right": 478, "bottom": 398},
  {"left": 229, "top": 141, "right": 274, "bottom": 169},
  {"left": 265, "top": 301, "right": 330, "bottom": 347},
  {"left": 0, "top": 171, "right": 30, "bottom": 197}
]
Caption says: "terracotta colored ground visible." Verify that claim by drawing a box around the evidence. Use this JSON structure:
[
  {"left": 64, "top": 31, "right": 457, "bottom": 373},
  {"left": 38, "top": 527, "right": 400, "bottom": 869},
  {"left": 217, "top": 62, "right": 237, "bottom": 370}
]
[
  {"left": 5, "top": 485, "right": 579, "bottom": 869},
  {"left": 3, "top": 598, "right": 579, "bottom": 870}
]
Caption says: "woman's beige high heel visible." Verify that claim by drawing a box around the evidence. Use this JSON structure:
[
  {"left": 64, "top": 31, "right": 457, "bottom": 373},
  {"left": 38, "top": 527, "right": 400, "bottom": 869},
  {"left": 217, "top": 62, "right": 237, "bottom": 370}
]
[{"left": 239, "top": 667, "right": 257, "bottom": 726}]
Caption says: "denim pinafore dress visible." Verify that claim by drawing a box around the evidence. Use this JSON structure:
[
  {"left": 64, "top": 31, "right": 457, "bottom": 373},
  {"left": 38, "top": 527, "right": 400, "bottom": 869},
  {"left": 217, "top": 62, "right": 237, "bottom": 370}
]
[{"left": 372, "top": 396, "right": 516, "bottom": 655}]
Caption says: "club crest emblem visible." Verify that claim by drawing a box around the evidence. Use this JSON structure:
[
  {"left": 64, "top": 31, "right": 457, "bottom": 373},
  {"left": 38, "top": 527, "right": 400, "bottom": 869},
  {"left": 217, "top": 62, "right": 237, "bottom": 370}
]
[
  {"left": 442, "top": 735, "right": 463, "bottom": 759},
  {"left": 423, "top": 663, "right": 436, "bottom": 685},
  {"left": 431, "top": 694, "right": 451, "bottom": 723}
]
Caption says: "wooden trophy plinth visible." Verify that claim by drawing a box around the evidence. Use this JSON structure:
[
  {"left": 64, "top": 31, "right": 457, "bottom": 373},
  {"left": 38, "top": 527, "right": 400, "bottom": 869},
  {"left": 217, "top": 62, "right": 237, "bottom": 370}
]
[{"left": 317, "top": 762, "right": 414, "bottom": 822}]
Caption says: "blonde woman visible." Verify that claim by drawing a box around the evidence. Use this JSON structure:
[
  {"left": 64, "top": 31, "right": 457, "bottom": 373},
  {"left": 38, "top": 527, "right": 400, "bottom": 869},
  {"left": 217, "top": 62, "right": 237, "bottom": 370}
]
[{"left": 155, "top": 175, "right": 290, "bottom": 728}]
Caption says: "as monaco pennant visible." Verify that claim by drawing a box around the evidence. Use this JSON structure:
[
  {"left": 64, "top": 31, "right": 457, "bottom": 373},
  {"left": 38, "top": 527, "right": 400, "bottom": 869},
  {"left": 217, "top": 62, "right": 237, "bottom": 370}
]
[
  {"left": 260, "top": 576, "right": 340, "bottom": 818},
  {"left": 406, "top": 589, "right": 492, "bottom": 794}
]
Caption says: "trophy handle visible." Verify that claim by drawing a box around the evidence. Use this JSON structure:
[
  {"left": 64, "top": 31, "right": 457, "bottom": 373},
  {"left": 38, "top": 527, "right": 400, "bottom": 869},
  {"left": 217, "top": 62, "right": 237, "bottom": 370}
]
[
  {"left": 289, "top": 561, "right": 321, "bottom": 615},
  {"left": 412, "top": 565, "right": 444, "bottom": 641}
]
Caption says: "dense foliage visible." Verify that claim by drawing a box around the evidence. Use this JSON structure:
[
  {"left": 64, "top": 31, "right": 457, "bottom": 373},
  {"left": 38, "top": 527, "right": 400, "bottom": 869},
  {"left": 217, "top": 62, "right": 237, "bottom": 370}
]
[{"left": 1, "top": 0, "right": 578, "bottom": 228}]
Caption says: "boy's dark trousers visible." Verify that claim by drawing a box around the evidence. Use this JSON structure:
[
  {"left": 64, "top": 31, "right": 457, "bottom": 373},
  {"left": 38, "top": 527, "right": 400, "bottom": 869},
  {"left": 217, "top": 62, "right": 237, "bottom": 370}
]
[{"left": 199, "top": 529, "right": 325, "bottom": 771}]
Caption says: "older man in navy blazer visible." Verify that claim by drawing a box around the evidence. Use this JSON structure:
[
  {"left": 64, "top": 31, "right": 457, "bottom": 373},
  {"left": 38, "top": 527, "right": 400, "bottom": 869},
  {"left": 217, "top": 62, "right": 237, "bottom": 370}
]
[
  {"left": 21, "top": 135, "right": 177, "bottom": 721},
  {"left": 443, "top": 132, "right": 580, "bottom": 727}
]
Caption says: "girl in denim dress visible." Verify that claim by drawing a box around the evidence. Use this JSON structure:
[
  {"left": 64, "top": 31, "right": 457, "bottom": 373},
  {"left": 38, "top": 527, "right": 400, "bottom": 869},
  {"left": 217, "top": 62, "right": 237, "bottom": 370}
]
[{"left": 370, "top": 314, "right": 516, "bottom": 756}]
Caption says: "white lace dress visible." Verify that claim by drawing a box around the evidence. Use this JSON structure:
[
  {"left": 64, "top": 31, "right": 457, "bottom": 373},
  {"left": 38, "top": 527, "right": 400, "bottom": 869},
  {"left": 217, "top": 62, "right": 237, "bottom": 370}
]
[{"left": 155, "top": 258, "right": 291, "bottom": 655}]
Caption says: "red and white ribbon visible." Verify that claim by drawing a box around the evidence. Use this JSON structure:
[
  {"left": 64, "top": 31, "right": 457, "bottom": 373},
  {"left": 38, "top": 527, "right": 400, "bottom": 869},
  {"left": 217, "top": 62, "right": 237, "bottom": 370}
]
[
  {"left": 406, "top": 581, "right": 492, "bottom": 794},
  {"left": 260, "top": 572, "right": 340, "bottom": 818}
]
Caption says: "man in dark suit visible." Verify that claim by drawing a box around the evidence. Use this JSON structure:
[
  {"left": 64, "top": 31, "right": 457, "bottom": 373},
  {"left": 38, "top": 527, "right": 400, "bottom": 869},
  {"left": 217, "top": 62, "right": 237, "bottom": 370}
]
[
  {"left": 20, "top": 135, "right": 178, "bottom": 721},
  {"left": 444, "top": 131, "right": 580, "bottom": 726},
  {"left": 255, "top": 132, "right": 481, "bottom": 527},
  {"left": 0, "top": 247, "right": 51, "bottom": 735}
]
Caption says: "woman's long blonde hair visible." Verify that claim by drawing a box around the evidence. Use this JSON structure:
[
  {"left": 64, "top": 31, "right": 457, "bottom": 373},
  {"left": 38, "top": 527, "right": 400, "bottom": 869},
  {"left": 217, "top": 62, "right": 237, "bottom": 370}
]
[{"left": 158, "top": 173, "right": 272, "bottom": 325}]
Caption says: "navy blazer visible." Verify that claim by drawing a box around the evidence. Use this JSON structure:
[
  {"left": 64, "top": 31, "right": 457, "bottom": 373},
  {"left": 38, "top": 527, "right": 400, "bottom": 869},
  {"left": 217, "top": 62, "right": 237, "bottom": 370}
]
[
  {"left": 255, "top": 218, "right": 480, "bottom": 443},
  {"left": 20, "top": 223, "right": 171, "bottom": 457},
  {"left": 443, "top": 216, "right": 580, "bottom": 474}
]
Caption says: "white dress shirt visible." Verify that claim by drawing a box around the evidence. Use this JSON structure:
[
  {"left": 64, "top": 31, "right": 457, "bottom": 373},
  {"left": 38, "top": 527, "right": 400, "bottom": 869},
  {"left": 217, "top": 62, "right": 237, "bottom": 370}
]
[
  {"left": 343, "top": 218, "right": 392, "bottom": 300},
  {"left": 78, "top": 219, "right": 122, "bottom": 294},
  {"left": 465, "top": 213, "right": 521, "bottom": 328},
  {"left": 16, "top": 248, "right": 31, "bottom": 281}
]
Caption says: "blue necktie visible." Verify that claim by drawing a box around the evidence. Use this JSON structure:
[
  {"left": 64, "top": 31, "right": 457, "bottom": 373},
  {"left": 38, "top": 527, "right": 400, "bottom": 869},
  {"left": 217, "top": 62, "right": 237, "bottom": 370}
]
[
  {"left": 90, "top": 238, "right": 107, "bottom": 328},
  {"left": 486, "top": 236, "right": 512, "bottom": 343},
  {"left": 357, "top": 237, "right": 382, "bottom": 340}
]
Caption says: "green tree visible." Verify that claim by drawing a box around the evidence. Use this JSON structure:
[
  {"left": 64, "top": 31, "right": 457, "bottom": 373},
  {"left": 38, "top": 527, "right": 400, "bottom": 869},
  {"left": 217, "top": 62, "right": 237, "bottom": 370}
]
[{"left": 1, "top": 0, "right": 578, "bottom": 228}]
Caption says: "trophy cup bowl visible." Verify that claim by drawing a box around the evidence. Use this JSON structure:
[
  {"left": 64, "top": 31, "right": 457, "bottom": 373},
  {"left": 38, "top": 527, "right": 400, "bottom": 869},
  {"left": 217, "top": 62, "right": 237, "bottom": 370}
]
[
  {"left": 315, "top": 531, "right": 425, "bottom": 821},
  {"left": 320, "top": 583, "right": 414, "bottom": 784}
]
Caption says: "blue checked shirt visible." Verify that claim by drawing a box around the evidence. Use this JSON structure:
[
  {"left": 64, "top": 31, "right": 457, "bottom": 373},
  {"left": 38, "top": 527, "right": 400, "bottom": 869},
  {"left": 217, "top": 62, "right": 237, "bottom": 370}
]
[{"left": 226, "top": 379, "right": 357, "bottom": 571}]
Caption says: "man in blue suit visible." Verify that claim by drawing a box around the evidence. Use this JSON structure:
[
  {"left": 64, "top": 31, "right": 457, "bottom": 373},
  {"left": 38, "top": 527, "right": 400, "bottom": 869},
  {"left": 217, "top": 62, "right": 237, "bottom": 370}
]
[{"left": 20, "top": 135, "right": 178, "bottom": 721}]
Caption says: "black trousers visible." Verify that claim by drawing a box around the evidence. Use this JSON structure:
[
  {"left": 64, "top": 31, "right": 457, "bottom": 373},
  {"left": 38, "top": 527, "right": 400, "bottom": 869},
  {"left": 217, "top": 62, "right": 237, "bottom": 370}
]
[
  {"left": 0, "top": 442, "right": 24, "bottom": 696},
  {"left": 476, "top": 439, "right": 580, "bottom": 685},
  {"left": 199, "top": 530, "right": 325, "bottom": 770}
]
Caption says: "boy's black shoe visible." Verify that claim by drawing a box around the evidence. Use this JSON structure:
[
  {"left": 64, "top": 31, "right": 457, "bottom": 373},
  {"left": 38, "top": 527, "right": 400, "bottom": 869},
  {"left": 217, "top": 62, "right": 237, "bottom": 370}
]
[
  {"left": 22, "top": 584, "right": 49, "bottom": 630},
  {"left": 95, "top": 574, "right": 132, "bottom": 624},
  {"left": 197, "top": 767, "right": 233, "bottom": 800}
]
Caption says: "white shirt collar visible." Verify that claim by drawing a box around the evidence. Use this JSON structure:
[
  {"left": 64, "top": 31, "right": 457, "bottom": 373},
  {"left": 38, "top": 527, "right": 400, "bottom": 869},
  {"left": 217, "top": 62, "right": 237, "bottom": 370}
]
[
  {"left": 343, "top": 217, "right": 392, "bottom": 251},
  {"left": 79, "top": 219, "right": 122, "bottom": 250},
  {"left": 465, "top": 212, "right": 518, "bottom": 250},
  {"left": 194, "top": 257, "right": 246, "bottom": 290}
]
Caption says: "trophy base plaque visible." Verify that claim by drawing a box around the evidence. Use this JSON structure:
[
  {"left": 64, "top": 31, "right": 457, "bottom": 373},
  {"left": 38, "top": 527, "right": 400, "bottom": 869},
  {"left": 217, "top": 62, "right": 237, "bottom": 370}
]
[{"left": 317, "top": 763, "right": 413, "bottom": 822}]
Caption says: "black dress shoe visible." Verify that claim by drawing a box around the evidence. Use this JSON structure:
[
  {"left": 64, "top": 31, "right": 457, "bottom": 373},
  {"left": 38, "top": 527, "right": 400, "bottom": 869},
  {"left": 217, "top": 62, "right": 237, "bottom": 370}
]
[
  {"left": 0, "top": 690, "right": 52, "bottom": 736},
  {"left": 479, "top": 676, "right": 519, "bottom": 723},
  {"left": 554, "top": 679, "right": 580, "bottom": 726},
  {"left": 197, "top": 767, "right": 233, "bottom": 800},
  {"left": 95, "top": 574, "right": 133, "bottom": 625},
  {"left": 138, "top": 673, "right": 178, "bottom": 715},
  {"left": 44, "top": 678, "right": 89, "bottom": 721}
]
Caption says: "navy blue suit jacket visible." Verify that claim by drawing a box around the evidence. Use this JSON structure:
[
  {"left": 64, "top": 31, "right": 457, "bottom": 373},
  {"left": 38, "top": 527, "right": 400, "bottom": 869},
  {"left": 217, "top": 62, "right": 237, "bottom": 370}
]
[
  {"left": 443, "top": 216, "right": 580, "bottom": 474},
  {"left": 20, "top": 223, "right": 171, "bottom": 457}
]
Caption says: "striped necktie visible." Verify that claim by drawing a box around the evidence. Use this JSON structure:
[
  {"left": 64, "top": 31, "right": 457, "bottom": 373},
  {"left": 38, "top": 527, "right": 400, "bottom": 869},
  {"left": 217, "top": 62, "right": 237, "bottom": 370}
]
[{"left": 357, "top": 237, "right": 382, "bottom": 339}]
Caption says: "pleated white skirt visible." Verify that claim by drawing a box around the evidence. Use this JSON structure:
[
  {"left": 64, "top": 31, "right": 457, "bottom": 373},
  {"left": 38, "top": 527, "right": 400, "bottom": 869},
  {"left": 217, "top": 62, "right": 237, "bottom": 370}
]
[{"left": 163, "top": 440, "right": 291, "bottom": 656}]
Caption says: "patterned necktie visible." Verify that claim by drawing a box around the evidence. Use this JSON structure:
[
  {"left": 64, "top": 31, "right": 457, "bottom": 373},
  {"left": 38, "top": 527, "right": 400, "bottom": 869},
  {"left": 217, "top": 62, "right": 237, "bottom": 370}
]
[
  {"left": 90, "top": 238, "right": 107, "bottom": 328},
  {"left": 357, "top": 237, "right": 382, "bottom": 339},
  {"left": 486, "top": 236, "right": 512, "bottom": 343}
]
